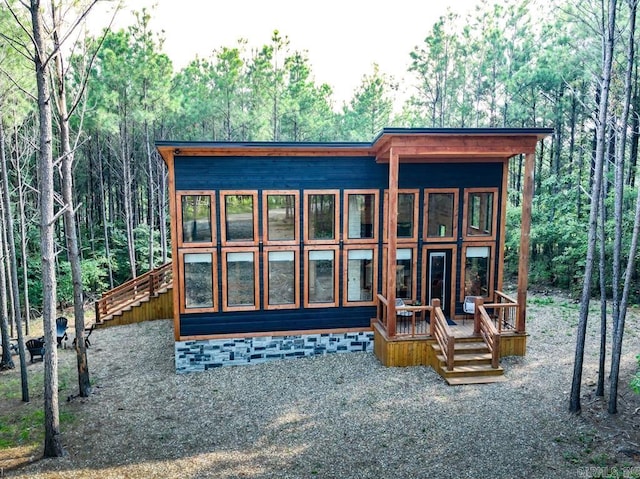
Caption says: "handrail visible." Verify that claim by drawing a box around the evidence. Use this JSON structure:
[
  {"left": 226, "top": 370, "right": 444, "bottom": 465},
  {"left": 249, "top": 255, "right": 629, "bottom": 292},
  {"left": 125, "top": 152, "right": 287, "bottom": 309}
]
[
  {"left": 485, "top": 290, "right": 519, "bottom": 332},
  {"left": 431, "top": 300, "right": 455, "bottom": 371},
  {"left": 474, "top": 298, "right": 500, "bottom": 368},
  {"left": 95, "top": 262, "right": 173, "bottom": 323},
  {"left": 375, "top": 294, "right": 431, "bottom": 338}
]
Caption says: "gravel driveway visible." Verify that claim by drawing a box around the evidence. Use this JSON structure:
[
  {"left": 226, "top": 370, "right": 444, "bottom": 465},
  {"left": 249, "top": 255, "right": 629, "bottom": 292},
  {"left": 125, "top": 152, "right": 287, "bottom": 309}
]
[{"left": 8, "top": 294, "right": 640, "bottom": 479}]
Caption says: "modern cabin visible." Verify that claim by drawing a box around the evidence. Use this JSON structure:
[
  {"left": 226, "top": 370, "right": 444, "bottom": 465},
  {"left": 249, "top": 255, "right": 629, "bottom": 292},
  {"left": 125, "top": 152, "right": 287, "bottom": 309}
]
[{"left": 156, "top": 128, "right": 551, "bottom": 380}]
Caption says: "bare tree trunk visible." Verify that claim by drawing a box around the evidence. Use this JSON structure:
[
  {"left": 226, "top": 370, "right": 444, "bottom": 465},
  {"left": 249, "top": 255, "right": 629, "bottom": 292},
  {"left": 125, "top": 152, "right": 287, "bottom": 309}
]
[
  {"left": 596, "top": 179, "right": 607, "bottom": 397},
  {"left": 159, "top": 163, "right": 168, "bottom": 264},
  {"left": 1, "top": 109, "right": 30, "bottom": 401},
  {"left": 144, "top": 122, "right": 155, "bottom": 271},
  {"left": 609, "top": 0, "right": 637, "bottom": 414},
  {"left": 569, "top": 0, "right": 617, "bottom": 414},
  {"left": 29, "top": 0, "right": 65, "bottom": 457},
  {"left": 51, "top": 5, "right": 91, "bottom": 398},
  {"left": 98, "top": 146, "right": 114, "bottom": 289},
  {"left": 0, "top": 189, "right": 14, "bottom": 370}
]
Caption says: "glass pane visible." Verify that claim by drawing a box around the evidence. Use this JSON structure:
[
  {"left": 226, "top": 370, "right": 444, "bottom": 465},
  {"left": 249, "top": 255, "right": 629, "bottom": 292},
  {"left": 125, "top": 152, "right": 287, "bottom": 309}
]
[
  {"left": 397, "top": 194, "right": 415, "bottom": 238},
  {"left": 308, "top": 194, "right": 335, "bottom": 240},
  {"left": 347, "top": 194, "right": 375, "bottom": 239},
  {"left": 267, "top": 194, "right": 296, "bottom": 241},
  {"left": 308, "top": 250, "right": 334, "bottom": 303},
  {"left": 347, "top": 249, "right": 374, "bottom": 302},
  {"left": 464, "top": 248, "right": 489, "bottom": 297},
  {"left": 268, "top": 251, "right": 295, "bottom": 305},
  {"left": 226, "top": 252, "right": 255, "bottom": 306},
  {"left": 467, "top": 192, "right": 493, "bottom": 236},
  {"left": 396, "top": 249, "right": 412, "bottom": 299},
  {"left": 225, "top": 195, "right": 254, "bottom": 241},
  {"left": 181, "top": 195, "right": 212, "bottom": 242},
  {"left": 184, "top": 253, "right": 213, "bottom": 309},
  {"left": 428, "top": 253, "right": 446, "bottom": 306},
  {"left": 427, "top": 193, "right": 455, "bottom": 238}
]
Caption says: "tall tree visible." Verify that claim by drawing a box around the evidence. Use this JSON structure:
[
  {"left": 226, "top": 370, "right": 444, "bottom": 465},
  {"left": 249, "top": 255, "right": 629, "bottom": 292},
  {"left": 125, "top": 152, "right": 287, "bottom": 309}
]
[
  {"left": 26, "top": 0, "right": 65, "bottom": 456},
  {"left": 569, "top": 0, "right": 617, "bottom": 414}
]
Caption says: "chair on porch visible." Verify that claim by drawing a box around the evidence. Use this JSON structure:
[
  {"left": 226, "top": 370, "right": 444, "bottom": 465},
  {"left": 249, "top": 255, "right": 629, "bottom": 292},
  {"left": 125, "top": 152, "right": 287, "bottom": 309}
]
[
  {"left": 395, "top": 298, "right": 413, "bottom": 334},
  {"left": 463, "top": 296, "right": 479, "bottom": 324}
]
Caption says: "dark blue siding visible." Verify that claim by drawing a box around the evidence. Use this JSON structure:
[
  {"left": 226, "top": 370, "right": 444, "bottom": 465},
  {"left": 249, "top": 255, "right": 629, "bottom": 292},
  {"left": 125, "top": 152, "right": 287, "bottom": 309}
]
[
  {"left": 174, "top": 157, "right": 503, "bottom": 191},
  {"left": 174, "top": 155, "right": 504, "bottom": 336},
  {"left": 180, "top": 308, "right": 375, "bottom": 336}
]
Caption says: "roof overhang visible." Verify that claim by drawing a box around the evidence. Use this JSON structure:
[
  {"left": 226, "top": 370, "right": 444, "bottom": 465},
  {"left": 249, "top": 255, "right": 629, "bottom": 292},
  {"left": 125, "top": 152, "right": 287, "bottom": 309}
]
[{"left": 155, "top": 128, "right": 553, "bottom": 165}]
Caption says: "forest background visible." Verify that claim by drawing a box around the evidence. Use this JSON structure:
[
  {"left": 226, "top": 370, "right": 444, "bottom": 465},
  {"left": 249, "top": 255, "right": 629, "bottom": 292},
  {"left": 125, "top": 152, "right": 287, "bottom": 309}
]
[{"left": 0, "top": 0, "right": 639, "bottom": 330}]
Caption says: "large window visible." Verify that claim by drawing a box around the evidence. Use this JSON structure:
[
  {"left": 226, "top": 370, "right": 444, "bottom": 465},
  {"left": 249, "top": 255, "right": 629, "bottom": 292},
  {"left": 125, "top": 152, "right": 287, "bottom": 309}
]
[
  {"left": 263, "top": 191, "right": 299, "bottom": 245},
  {"left": 425, "top": 189, "right": 458, "bottom": 241},
  {"left": 178, "top": 249, "right": 217, "bottom": 313},
  {"left": 462, "top": 244, "right": 492, "bottom": 300},
  {"left": 222, "top": 248, "right": 259, "bottom": 311},
  {"left": 344, "top": 190, "right": 378, "bottom": 243},
  {"left": 382, "top": 247, "right": 416, "bottom": 300},
  {"left": 343, "top": 246, "right": 377, "bottom": 306},
  {"left": 383, "top": 190, "right": 419, "bottom": 242},
  {"left": 305, "top": 247, "right": 339, "bottom": 308},
  {"left": 177, "top": 192, "right": 215, "bottom": 246},
  {"left": 220, "top": 191, "right": 258, "bottom": 245},
  {"left": 305, "top": 190, "right": 339, "bottom": 244},
  {"left": 264, "top": 247, "right": 299, "bottom": 310},
  {"left": 463, "top": 188, "right": 497, "bottom": 239}
]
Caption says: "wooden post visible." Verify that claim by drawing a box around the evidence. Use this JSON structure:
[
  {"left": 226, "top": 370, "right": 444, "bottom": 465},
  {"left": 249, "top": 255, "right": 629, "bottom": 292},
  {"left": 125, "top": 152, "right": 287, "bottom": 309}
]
[
  {"left": 473, "top": 297, "right": 483, "bottom": 335},
  {"left": 386, "top": 147, "right": 399, "bottom": 337},
  {"left": 429, "top": 299, "right": 436, "bottom": 336},
  {"left": 517, "top": 152, "right": 535, "bottom": 333}
]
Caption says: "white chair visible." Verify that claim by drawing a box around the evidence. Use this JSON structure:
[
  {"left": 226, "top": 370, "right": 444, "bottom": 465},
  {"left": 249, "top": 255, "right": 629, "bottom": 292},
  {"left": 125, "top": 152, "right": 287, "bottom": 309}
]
[{"left": 463, "top": 296, "right": 477, "bottom": 324}]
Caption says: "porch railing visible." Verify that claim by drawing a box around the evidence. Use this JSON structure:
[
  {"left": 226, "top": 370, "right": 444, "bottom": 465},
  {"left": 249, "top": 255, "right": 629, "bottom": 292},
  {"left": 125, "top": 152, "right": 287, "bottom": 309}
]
[
  {"left": 376, "top": 294, "right": 431, "bottom": 338},
  {"left": 483, "top": 291, "right": 519, "bottom": 333},
  {"left": 431, "top": 300, "right": 455, "bottom": 371},
  {"left": 473, "top": 297, "right": 501, "bottom": 368},
  {"left": 95, "top": 262, "right": 173, "bottom": 323}
]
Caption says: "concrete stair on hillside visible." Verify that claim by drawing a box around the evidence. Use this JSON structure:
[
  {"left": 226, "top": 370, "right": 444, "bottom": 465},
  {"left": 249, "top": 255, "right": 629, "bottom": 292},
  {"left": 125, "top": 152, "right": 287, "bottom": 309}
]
[{"left": 432, "top": 339, "right": 506, "bottom": 385}]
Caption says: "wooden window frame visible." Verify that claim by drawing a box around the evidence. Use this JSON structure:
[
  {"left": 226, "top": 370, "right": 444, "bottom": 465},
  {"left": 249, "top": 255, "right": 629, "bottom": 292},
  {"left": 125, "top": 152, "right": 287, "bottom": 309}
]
[
  {"left": 177, "top": 191, "right": 216, "bottom": 247},
  {"left": 460, "top": 242, "right": 494, "bottom": 302},
  {"left": 424, "top": 188, "right": 459, "bottom": 243},
  {"left": 221, "top": 247, "right": 260, "bottom": 312},
  {"left": 462, "top": 187, "right": 498, "bottom": 241},
  {"left": 263, "top": 246, "right": 300, "bottom": 310},
  {"left": 383, "top": 189, "right": 419, "bottom": 243},
  {"left": 304, "top": 190, "right": 340, "bottom": 245},
  {"left": 262, "top": 190, "right": 300, "bottom": 246},
  {"left": 220, "top": 190, "right": 259, "bottom": 246},
  {"left": 421, "top": 245, "right": 457, "bottom": 318},
  {"left": 342, "top": 245, "right": 378, "bottom": 307},
  {"left": 177, "top": 248, "right": 218, "bottom": 314},
  {"left": 343, "top": 189, "right": 379, "bottom": 244},
  {"left": 304, "top": 246, "right": 339, "bottom": 308},
  {"left": 382, "top": 245, "right": 418, "bottom": 301}
]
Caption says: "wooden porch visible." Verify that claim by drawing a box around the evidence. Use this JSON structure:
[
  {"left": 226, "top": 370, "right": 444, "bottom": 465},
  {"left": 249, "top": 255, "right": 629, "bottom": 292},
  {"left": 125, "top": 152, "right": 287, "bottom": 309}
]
[{"left": 373, "top": 292, "right": 527, "bottom": 384}]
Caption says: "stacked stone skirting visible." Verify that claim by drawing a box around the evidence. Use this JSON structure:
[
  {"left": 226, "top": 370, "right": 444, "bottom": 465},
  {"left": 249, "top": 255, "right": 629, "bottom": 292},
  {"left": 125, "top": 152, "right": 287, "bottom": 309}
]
[{"left": 175, "top": 331, "right": 374, "bottom": 373}]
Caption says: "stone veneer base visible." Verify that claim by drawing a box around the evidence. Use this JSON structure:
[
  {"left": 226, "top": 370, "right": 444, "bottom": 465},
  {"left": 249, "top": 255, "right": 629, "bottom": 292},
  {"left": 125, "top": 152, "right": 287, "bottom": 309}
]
[{"left": 175, "top": 331, "right": 375, "bottom": 373}]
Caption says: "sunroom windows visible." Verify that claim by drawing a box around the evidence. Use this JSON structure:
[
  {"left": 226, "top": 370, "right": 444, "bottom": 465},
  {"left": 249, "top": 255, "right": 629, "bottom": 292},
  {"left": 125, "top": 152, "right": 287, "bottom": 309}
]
[{"left": 175, "top": 185, "right": 500, "bottom": 317}]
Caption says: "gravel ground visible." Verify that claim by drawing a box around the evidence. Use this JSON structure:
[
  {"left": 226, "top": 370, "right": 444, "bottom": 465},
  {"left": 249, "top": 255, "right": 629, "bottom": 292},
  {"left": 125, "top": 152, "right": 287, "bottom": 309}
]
[{"left": 5, "top": 293, "right": 640, "bottom": 479}]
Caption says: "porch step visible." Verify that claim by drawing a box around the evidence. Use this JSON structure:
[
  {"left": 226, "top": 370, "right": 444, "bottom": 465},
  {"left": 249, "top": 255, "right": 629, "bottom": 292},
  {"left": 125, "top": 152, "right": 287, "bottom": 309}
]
[
  {"left": 432, "top": 341, "right": 489, "bottom": 355},
  {"left": 436, "top": 352, "right": 493, "bottom": 366},
  {"left": 439, "top": 363, "right": 504, "bottom": 378},
  {"left": 445, "top": 375, "right": 507, "bottom": 385}
]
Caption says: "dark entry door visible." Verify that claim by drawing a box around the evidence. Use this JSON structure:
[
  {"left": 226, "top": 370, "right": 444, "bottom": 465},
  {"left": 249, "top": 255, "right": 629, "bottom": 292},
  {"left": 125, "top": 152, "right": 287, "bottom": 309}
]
[{"left": 426, "top": 250, "right": 453, "bottom": 318}]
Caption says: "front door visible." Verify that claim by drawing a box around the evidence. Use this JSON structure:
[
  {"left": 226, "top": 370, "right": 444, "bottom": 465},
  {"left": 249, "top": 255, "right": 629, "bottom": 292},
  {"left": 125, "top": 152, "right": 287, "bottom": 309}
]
[{"left": 425, "top": 249, "right": 453, "bottom": 318}]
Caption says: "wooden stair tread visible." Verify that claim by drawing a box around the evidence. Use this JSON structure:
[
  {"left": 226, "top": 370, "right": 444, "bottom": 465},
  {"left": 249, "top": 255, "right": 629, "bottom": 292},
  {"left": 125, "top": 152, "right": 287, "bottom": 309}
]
[
  {"left": 439, "top": 363, "right": 504, "bottom": 378},
  {"left": 436, "top": 352, "right": 493, "bottom": 363},
  {"left": 445, "top": 375, "right": 507, "bottom": 386}
]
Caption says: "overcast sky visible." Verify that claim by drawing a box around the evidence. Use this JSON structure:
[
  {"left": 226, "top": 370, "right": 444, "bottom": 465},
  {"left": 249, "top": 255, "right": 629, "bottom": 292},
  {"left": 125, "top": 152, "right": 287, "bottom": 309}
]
[{"left": 91, "top": 0, "right": 483, "bottom": 108}]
